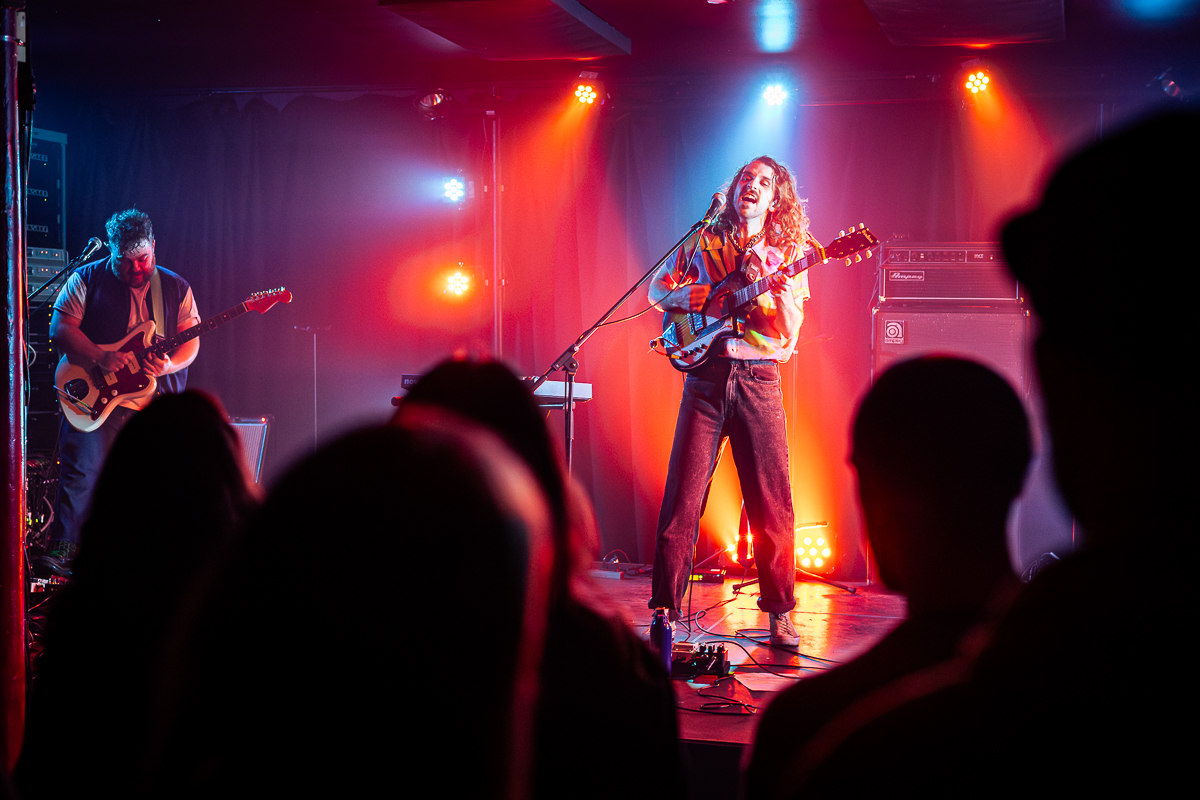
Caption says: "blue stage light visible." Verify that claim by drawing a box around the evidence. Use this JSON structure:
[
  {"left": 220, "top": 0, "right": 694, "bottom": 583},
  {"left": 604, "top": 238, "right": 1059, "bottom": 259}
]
[
  {"left": 444, "top": 178, "right": 465, "bottom": 202},
  {"left": 758, "top": 0, "right": 796, "bottom": 53},
  {"left": 763, "top": 84, "right": 788, "bottom": 106}
]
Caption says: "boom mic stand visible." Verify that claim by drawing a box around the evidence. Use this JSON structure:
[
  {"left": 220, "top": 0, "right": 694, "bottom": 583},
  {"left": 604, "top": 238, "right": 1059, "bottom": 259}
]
[
  {"left": 531, "top": 204, "right": 719, "bottom": 473},
  {"left": 27, "top": 238, "right": 104, "bottom": 310}
]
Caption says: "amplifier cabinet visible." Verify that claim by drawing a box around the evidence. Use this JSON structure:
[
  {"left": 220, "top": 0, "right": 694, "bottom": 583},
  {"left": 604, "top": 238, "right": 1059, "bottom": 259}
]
[
  {"left": 871, "top": 305, "right": 1030, "bottom": 395},
  {"left": 230, "top": 416, "right": 273, "bottom": 484}
]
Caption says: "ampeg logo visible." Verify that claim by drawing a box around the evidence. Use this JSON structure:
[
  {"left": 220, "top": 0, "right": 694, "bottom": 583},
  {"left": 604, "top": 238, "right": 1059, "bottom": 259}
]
[
  {"left": 882, "top": 319, "right": 905, "bottom": 345},
  {"left": 889, "top": 271, "right": 925, "bottom": 281}
]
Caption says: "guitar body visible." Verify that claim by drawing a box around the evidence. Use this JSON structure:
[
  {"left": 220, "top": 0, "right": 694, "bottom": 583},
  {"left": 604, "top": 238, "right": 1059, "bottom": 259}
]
[
  {"left": 54, "top": 286, "right": 294, "bottom": 432},
  {"left": 651, "top": 226, "right": 880, "bottom": 371},
  {"left": 55, "top": 321, "right": 158, "bottom": 432},
  {"left": 652, "top": 270, "right": 752, "bottom": 371}
]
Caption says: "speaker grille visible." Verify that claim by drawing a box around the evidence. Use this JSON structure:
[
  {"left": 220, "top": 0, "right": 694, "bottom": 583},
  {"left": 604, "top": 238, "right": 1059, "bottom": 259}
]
[{"left": 229, "top": 416, "right": 272, "bottom": 484}]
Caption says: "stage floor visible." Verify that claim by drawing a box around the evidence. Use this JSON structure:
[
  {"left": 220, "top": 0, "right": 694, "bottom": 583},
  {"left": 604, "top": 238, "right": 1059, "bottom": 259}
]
[{"left": 587, "top": 570, "right": 907, "bottom": 799}]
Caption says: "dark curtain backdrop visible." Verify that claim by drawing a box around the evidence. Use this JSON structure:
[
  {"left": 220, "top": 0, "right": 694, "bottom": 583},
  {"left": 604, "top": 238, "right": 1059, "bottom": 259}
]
[{"left": 39, "top": 87, "right": 1132, "bottom": 578}]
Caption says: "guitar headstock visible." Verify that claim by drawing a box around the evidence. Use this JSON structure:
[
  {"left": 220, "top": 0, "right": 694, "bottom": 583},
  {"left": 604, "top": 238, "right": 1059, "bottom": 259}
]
[
  {"left": 822, "top": 225, "right": 879, "bottom": 265},
  {"left": 245, "top": 288, "right": 293, "bottom": 314}
]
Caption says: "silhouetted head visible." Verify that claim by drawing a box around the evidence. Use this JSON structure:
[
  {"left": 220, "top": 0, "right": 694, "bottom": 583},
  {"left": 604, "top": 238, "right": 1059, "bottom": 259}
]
[
  {"left": 20, "top": 392, "right": 259, "bottom": 799},
  {"left": 77, "top": 390, "right": 258, "bottom": 586},
  {"left": 1002, "top": 112, "right": 1197, "bottom": 544},
  {"left": 852, "top": 357, "right": 1031, "bottom": 595},
  {"left": 398, "top": 360, "right": 563, "bottom": 527},
  {"left": 157, "top": 417, "right": 551, "bottom": 798}
]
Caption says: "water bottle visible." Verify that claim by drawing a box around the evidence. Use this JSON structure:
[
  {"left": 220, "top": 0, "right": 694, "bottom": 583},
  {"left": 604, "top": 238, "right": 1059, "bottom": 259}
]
[{"left": 649, "top": 607, "right": 673, "bottom": 677}]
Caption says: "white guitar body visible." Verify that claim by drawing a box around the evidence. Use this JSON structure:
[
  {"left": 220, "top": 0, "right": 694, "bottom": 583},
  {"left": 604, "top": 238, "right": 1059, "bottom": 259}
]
[
  {"left": 54, "top": 288, "right": 293, "bottom": 433},
  {"left": 55, "top": 321, "right": 160, "bottom": 433}
]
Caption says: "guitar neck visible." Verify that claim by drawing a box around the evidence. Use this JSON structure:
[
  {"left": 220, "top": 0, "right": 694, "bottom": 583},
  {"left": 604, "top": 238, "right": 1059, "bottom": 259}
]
[
  {"left": 729, "top": 246, "right": 822, "bottom": 308},
  {"left": 144, "top": 301, "right": 251, "bottom": 357}
]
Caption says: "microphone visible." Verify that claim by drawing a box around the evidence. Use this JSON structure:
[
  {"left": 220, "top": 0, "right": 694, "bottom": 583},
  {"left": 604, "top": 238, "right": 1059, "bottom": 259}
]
[
  {"left": 701, "top": 192, "right": 726, "bottom": 225},
  {"left": 79, "top": 237, "right": 105, "bottom": 261}
]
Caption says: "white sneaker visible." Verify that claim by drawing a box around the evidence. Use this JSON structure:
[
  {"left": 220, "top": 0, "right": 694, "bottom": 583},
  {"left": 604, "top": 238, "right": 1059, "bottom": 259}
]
[{"left": 769, "top": 612, "right": 799, "bottom": 647}]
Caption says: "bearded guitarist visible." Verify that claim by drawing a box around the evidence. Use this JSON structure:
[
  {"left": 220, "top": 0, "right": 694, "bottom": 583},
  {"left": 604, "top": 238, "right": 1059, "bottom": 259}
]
[
  {"left": 36, "top": 209, "right": 201, "bottom": 577},
  {"left": 647, "top": 156, "right": 817, "bottom": 647}
]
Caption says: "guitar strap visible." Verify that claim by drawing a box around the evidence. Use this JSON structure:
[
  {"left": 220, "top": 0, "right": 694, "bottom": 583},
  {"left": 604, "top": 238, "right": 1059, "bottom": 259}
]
[{"left": 150, "top": 270, "right": 166, "bottom": 340}]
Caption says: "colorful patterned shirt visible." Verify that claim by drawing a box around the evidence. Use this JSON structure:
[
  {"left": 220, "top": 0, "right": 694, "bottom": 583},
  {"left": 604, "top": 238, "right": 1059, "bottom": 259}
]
[{"left": 657, "top": 229, "right": 811, "bottom": 362}]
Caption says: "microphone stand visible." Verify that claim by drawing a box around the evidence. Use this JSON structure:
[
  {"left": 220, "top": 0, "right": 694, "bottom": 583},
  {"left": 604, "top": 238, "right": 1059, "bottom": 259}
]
[
  {"left": 531, "top": 216, "right": 711, "bottom": 474},
  {"left": 27, "top": 244, "right": 102, "bottom": 310}
]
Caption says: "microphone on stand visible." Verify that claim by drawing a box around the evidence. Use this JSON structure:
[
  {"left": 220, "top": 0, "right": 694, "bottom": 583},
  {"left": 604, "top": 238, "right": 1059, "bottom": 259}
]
[
  {"left": 701, "top": 192, "right": 726, "bottom": 226},
  {"left": 27, "top": 236, "right": 107, "bottom": 305},
  {"left": 79, "top": 237, "right": 105, "bottom": 261}
]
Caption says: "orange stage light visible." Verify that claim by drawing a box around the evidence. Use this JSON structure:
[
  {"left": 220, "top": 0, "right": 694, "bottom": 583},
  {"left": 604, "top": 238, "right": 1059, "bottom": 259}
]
[
  {"left": 797, "top": 528, "right": 833, "bottom": 573},
  {"left": 574, "top": 84, "right": 598, "bottom": 104},
  {"left": 965, "top": 71, "right": 991, "bottom": 94},
  {"left": 440, "top": 263, "right": 476, "bottom": 302}
]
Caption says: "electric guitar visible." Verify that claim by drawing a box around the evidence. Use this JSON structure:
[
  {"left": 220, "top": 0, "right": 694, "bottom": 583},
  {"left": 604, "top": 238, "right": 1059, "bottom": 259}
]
[
  {"left": 650, "top": 226, "right": 879, "bottom": 370},
  {"left": 55, "top": 288, "right": 293, "bottom": 432}
]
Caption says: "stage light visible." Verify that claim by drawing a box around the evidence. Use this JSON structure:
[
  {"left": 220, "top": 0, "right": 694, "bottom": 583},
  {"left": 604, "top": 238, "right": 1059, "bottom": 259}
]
[
  {"left": 763, "top": 84, "right": 788, "bottom": 106},
  {"left": 1152, "top": 68, "right": 1185, "bottom": 99},
  {"left": 574, "top": 84, "right": 598, "bottom": 104},
  {"left": 442, "top": 263, "right": 475, "bottom": 300},
  {"left": 965, "top": 71, "right": 990, "bottom": 94},
  {"left": 415, "top": 89, "right": 451, "bottom": 121},
  {"left": 572, "top": 70, "right": 607, "bottom": 108},
  {"left": 796, "top": 522, "right": 832, "bottom": 573},
  {"left": 758, "top": 0, "right": 796, "bottom": 53},
  {"left": 443, "top": 178, "right": 465, "bottom": 202},
  {"left": 445, "top": 270, "right": 470, "bottom": 296},
  {"left": 1122, "top": 0, "right": 1200, "bottom": 22}
]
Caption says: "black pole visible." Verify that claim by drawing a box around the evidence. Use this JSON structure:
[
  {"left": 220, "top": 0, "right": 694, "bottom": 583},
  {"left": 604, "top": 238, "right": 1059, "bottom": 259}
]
[{"left": 1, "top": 2, "right": 27, "bottom": 770}]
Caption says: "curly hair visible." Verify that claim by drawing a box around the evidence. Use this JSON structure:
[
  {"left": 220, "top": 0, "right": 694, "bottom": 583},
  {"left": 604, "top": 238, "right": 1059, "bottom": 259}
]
[
  {"left": 105, "top": 208, "right": 154, "bottom": 255},
  {"left": 712, "top": 156, "right": 813, "bottom": 251}
]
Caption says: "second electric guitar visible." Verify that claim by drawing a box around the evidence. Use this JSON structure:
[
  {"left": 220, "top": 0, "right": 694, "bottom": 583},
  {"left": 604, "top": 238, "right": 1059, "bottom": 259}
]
[
  {"left": 650, "top": 226, "right": 878, "bottom": 370},
  {"left": 55, "top": 288, "right": 293, "bottom": 432}
]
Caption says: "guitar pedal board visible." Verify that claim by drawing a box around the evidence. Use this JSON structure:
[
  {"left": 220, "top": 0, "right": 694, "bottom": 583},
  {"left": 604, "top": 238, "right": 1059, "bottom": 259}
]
[{"left": 670, "top": 642, "right": 730, "bottom": 678}]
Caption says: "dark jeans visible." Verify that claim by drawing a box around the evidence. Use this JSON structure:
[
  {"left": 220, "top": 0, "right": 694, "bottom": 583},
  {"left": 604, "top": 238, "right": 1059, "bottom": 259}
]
[
  {"left": 47, "top": 406, "right": 136, "bottom": 545},
  {"left": 650, "top": 358, "right": 796, "bottom": 615}
]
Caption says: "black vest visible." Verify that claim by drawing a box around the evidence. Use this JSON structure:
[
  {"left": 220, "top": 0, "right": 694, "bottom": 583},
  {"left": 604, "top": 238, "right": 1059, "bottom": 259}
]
[{"left": 74, "top": 259, "right": 191, "bottom": 395}]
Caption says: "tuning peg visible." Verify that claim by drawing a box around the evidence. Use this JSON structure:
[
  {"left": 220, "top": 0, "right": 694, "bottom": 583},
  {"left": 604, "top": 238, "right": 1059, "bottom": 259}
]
[
  {"left": 854, "top": 254, "right": 862, "bottom": 262},
  {"left": 859, "top": 223, "right": 865, "bottom": 230},
  {"left": 839, "top": 230, "right": 846, "bottom": 237},
  {"left": 866, "top": 249, "right": 873, "bottom": 258},
  {"left": 844, "top": 257, "right": 852, "bottom": 266}
]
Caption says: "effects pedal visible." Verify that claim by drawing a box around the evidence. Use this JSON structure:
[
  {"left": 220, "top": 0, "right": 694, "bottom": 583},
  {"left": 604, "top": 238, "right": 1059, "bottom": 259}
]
[{"left": 670, "top": 642, "right": 730, "bottom": 678}]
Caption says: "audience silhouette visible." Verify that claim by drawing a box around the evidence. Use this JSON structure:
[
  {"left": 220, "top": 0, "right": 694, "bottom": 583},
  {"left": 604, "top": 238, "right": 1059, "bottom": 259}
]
[
  {"left": 765, "top": 111, "right": 1196, "bottom": 797},
  {"left": 145, "top": 413, "right": 553, "bottom": 798},
  {"left": 17, "top": 391, "right": 260, "bottom": 799},
  {"left": 396, "top": 360, "right": 687, "bottom": 800},
  {"left": 743, "top": 356, "right": 1030, "bottom": 799}
]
